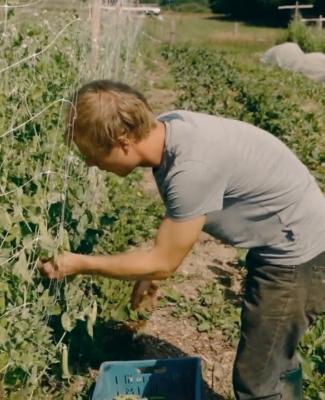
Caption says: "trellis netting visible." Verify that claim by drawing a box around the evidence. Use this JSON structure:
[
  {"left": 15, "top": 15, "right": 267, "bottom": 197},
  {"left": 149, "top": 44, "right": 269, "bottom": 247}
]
[{"left": 0, "top": 0, "right": 150, "bottom": 397}]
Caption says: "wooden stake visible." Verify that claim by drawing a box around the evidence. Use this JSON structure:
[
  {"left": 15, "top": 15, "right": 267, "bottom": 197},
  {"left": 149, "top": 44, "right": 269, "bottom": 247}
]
[
  {"left": 301, "top": 15, "right": 325, "bottom": 30},
  {"left": 278, "top": 2, "right": 314, "bottom": 21},
  {"left": 318, "top": 15, "right": 323, "bottom": 31},
  {"left": 234, "top": 22, "right": 239, "bottom": 37}
]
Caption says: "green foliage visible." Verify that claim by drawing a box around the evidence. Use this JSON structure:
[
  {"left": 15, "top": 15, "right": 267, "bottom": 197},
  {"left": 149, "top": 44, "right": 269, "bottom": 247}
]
[
  {"left": 0, "top": 14, "right": 163, "bottom": 399},
  {"left": 163, "top": 44, "right": 325, "bottom": 398},
  {"left": 161, "top": 281, "right": 240, "bottom": 344},
  {"left": 287, "top": 19, "right": 325, "bottom": 52},
  {"left": 299, "top": 317, "right": 325, "bottom": 398}
]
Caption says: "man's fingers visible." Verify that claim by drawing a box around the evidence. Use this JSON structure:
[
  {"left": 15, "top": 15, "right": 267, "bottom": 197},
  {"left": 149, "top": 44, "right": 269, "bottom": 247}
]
[
  {"left": 147, "top": 282, "right": 158, "bottom": 295},
  {"left": 131, "top": 286, "right": 144, "bottom": 310},
  {"left": 131, "top": 281, "right": 146, "bottom": 310},
  {"left": 131, "top": 281, "right": 159, "bottom": 311},
  {"left": 37, "top": 259, "right": 62, "bottom": 280}
]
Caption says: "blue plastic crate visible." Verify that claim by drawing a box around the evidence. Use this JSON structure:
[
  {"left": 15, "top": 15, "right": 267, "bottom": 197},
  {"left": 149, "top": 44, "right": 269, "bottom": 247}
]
[{"left": 92, "top": 357, "right": 202, "bottom": 400}]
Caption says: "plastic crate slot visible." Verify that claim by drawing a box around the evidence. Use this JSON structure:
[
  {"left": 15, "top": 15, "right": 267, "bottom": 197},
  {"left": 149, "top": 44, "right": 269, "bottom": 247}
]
[
  {"left": 115, "top": 376, "right": 118, "bottom": 385},
  {"left": 137, "top": 366, "right": 167, "bottom": 374},
  {"left": 125, "top": 375, "right": 134, "bottom": 384}
]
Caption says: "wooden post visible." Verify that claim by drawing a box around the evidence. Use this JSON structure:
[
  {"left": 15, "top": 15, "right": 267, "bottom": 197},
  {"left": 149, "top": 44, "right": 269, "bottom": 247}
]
[
  {"left": 294, "top": 1, "right": 299, "bottom": 20},
  {"left": 301, "top": 15, "right": 325, "bottom": 29},
  {"left": 318, "top": 15, "right": 323, "bottom": 31},
  {"left": 278, "top": 2, "right": 314, "bottom": 22},
  {"left": 234, "top": 22, "right": 239, "bottom": 37},
  {"left": 2, "top": 1, "right": 8, "bottom": 39},
  {"left": 91, "top": 0, "right": 101, "bottom": 73}
]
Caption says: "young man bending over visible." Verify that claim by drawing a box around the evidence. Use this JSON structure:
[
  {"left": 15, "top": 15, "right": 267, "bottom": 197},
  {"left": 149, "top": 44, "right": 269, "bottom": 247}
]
[{"left": 39, "top": 80, "right": 325, "bottom": 400}]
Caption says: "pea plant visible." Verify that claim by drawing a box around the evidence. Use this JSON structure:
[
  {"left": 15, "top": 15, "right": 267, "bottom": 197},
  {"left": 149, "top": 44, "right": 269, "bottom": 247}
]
[{"left": 0, "top": 7, "right": 162, "bottom": 399}]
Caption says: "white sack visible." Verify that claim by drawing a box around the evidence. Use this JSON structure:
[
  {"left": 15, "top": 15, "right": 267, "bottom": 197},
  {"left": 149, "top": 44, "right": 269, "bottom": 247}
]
[{"left": 261, "top": 42, "right": 325, "bottom": 83}]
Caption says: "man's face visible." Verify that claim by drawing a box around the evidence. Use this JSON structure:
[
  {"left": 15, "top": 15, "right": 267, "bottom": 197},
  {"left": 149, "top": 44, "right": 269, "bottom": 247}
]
[{"left": 74, "top": 136, "right": 138, "bottom": 177}]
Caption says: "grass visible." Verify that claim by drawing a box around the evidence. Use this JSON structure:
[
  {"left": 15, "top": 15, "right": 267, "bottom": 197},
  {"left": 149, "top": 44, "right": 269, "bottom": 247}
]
[
  {"left": 141, "top": 12, "right": 325, "bottom": 129},
  {"left": 139, "top": 11, "right": 288, "bottom": 115},
  {"left": 144, "top": 12, "right": 286, "bottom": 52},
  {"left": 288, "top": 19, "right": 325, "bottom": 53}
]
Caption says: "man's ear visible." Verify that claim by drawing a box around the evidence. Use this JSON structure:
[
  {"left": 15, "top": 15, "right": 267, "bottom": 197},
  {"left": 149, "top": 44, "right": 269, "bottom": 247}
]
[{"left": 116, "top": 135, "right": 130, "bottom": 154}]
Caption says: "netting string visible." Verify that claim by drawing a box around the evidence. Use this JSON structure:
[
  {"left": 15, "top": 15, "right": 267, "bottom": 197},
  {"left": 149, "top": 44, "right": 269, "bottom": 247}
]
[
  {"left": 0, "top": 170, "right": 72, "bottom": 197},
  {"left": 0, "top": 98, "right": 71, "bottom": 138},
  {"left": 0, "top": 17, "right": 81, "bottom": 75},
  {"left": 0, "top": 0, "right": 42, "bottom": 8}
]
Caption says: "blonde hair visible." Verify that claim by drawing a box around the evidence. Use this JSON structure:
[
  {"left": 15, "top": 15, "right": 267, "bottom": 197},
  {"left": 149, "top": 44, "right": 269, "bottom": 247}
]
[{"left": 66, "top": 80, "right": 156, "bottom": 150}]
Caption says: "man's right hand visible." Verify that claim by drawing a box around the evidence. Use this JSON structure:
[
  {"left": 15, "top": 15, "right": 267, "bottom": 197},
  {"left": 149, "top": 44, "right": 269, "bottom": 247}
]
[{"left": 131, "top": 280, "right": 159, "bottom": 311}]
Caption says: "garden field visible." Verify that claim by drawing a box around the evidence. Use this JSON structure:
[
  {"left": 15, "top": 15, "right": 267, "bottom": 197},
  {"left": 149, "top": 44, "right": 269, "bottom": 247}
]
[{"left": 0, "top": 2, "right": 324, "bottom": 399}]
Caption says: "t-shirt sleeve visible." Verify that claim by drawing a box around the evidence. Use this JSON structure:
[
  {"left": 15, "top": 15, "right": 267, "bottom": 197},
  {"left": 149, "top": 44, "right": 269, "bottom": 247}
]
[{"left": 164, "top": 161, "right": 225, "bottom": 221}]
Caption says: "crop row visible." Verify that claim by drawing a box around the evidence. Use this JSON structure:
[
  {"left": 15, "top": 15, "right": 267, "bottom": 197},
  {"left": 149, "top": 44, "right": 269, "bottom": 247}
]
[{"left": 163, "top": 45, "right": 325, "bottom": 399}]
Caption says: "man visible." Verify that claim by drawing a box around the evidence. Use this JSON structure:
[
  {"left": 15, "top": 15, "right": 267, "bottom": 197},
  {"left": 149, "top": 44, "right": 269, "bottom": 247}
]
[{"left": 39, "top": 80, "right": 325, "bottom": 399}]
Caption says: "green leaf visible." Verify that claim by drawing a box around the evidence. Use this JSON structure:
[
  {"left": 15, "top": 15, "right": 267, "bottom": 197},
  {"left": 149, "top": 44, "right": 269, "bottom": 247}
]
[
  {"left": 197, "top": 321, "right": 211, "bottom": 332},
  {"left": 61, "top": 312, "right": 74, "bottom": 332},
  {"left": 0, "top": 294, "right": 5, "bottom": 314},
  {"left": 13, "top": 250, "right": 31, "bottom": 283},
  {"left": 163, "top": 287, "right": 181, "bottom": 303},
  {"left": 0, "top": 208, "right": 12, "bottom": 231},
  {"left": 86, "top": 318, "right": 94, "bottom": 339},
  {"left": 0, "top": 326, "right": 8, "bottom": 345},
  {"left": 0, "top": 352, "right": 9, "bottom": 369},
  {"left": 48, "top": 304, "right": 62, "bottom": 316},
  {"left": 58, "top": 228, "right": 70, "bottom": 252},
  {"left": 111, "top": 304, "right": 129, "bottom": 321}
]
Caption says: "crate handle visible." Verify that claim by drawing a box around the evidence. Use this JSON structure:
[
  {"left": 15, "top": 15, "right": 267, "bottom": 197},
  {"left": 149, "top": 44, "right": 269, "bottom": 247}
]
[{"left": 136, "top": 366, "right": 167, "bottom": 374}]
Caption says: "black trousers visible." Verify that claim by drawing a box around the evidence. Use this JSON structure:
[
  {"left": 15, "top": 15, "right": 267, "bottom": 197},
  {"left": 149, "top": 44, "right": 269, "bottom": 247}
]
[{"left": 233, "top": 251, "right": 325, "bottom": 399}]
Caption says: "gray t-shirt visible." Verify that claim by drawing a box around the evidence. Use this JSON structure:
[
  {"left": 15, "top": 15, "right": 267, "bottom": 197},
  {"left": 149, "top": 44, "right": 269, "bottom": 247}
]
[{"left": 153, "top": 110, "right": 325, "bottom": 265}]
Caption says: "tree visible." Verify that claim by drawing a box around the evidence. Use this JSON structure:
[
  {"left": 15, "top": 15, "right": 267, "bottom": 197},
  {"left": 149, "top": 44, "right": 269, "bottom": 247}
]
[
  {"left": 314, "top": 0, "right": 325, "bottom": 15},
  {"left": 209, "top": 0, "right": 227, "bottom": 13}
]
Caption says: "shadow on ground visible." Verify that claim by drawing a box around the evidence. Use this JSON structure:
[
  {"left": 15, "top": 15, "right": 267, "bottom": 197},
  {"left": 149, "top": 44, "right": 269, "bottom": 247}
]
[
  {"left": 207, "top": 263, "right": 245, "bottom": 306},
  {"left": 67, "top": 320, "right": 225, "bottom": 399}
]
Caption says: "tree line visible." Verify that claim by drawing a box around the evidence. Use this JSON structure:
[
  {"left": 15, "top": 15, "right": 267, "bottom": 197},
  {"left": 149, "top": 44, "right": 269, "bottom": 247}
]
[{"left": 209, "top": 0, "right": 324, "bottom": 23}]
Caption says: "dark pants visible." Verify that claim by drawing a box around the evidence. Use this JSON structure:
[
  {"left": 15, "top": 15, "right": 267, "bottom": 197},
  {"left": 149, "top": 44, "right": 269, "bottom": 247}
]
[{"left": 233, "top": 251, "right": 325, "bottom": 399}]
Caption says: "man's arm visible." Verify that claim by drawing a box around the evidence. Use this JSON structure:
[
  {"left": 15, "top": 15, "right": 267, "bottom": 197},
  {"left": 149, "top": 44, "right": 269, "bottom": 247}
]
[{"left": 38, "top": 215, "right": 206, "bottom": 281}]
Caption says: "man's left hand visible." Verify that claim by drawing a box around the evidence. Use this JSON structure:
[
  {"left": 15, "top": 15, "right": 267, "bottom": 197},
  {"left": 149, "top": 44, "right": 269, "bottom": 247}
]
[{"left": 38, "top": 252, "right": 82, "bottom": 280}]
